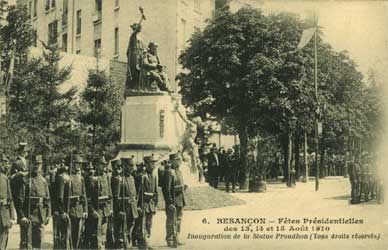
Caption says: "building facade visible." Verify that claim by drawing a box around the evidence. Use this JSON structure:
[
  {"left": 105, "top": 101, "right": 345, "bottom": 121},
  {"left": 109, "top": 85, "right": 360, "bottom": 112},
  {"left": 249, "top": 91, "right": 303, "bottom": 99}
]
[{"left": 19, "top": 0, "right": 215, "bottom": 90}]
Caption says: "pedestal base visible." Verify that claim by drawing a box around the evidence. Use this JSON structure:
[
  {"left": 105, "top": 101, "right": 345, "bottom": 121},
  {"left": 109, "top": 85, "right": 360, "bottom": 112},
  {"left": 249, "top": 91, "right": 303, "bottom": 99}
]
[{"left": 117, "top": 91, "right": 185, "bottom": 162}]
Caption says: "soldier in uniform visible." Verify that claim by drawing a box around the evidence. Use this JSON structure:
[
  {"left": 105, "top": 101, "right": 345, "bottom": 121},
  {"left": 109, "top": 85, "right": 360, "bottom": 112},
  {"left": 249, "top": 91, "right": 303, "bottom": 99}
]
[
  {"left": 225, "top": 149, "right": 237, "bottom": 193},
  {"left": 52, "top": 158, "right": 69, "bottom": 249},
  {"left": 0, "top": 155, "right": 15, "bottom": 250},
  {"left": 134, "top": 155, "right": 158, "bottom": 250},
  {"left": 56, "top": 154, "right": 88, "bottom": 249},
  {"left": 84, "top": 156, "right": 113, "bottom": 250},
  {"left": 164, "top": 153, "right": 186, "bottom": 248},
  {"left": 111, "top": 158, "right": 139, "bottom": 249},
  {"left": 9, "top": 143, "right": 29, "bottom": 220},
  {"left": 16, "top": 155, "right": 51, "bottom": 249},
  {"left": 348, "top": 155, "right": 361, "bottom": 204}
]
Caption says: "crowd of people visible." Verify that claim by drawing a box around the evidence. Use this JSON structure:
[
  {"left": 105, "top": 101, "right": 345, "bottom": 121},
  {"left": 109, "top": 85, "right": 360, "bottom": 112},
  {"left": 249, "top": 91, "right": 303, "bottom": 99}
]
[
  {"left": 347, "top": 152, "right": 384, "bottom": 204},
  {"left": 0, "top": 142, "right": 187, "bottom": 250}
]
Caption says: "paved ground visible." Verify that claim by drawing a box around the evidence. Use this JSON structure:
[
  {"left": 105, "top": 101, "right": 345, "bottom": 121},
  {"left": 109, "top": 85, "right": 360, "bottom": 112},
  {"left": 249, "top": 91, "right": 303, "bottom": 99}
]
[{"left": 7, "top": 176, "right": 388, "bottom": 250}]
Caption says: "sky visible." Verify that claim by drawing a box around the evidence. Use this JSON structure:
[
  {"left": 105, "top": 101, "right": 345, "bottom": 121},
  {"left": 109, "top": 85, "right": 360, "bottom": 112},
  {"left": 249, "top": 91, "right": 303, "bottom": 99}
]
[{"left": 233, "top": 0, "right": 388, "bottom": 82}]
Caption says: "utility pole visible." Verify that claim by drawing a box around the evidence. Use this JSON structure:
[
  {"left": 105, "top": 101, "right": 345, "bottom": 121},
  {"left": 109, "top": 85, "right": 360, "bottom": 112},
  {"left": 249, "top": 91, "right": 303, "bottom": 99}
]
[{"left": 314, "top": 11, "right": 319, "bottom": 191}]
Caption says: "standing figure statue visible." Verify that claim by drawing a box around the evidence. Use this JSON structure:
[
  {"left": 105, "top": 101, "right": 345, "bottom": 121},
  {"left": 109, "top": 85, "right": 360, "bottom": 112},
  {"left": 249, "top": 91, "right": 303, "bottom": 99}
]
[
  {"left": 126, "top": 7, "right": 146, "bottom": 90},
  {"left": 173, "top": 102, "right": 204, "bottom": 182}
]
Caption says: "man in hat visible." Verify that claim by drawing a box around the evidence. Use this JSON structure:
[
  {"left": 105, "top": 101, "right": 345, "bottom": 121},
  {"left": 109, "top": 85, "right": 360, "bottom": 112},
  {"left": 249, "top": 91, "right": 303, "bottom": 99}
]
[
  {"left": 164, "top": 153, "right": 186, "bottom": 247},
  {"left": 0, "top": 154, "right": 15, "bottom": 250},
  {"left": 133, "top": 155, "right": 158, "bottom": 250},
  {"left": 55, "top": 154, "right": 88, "bottom": 249},
  {"left": 143, "top": 42, "right": 170, "bottom": 91},
  {"left": 111, "top": 158, "right": 139, "bottom": 249},
  {"left": 10, "top": 143, "right": 29, "bottom": 217},
  {"left": 16, "top": 154, "right": 51, "bottom": 249},
  {"left": 126, "top": 22, "right": 145, "bottom": 90},
  {"left": 225, "top": 148, "right": 237, "bottom": 193},
  {"left": 84, "top": 156, "right": 113, "bottom": 250},
  {"left": 207, "top": 146, "right": 220, "bottom": 188}
]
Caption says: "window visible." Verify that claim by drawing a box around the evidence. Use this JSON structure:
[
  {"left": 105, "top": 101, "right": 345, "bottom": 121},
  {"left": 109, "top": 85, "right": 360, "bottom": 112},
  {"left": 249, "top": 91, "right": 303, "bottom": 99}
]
[
  {"left": 194, "top": 0, "right": 201, "bottom": 10},
  {"left": 45, "top": 0, "right": 50, "bottom": 11},
  {"left": 48, "top": 20, "right": 58, "bottom": 45},
  {"left": 63, "top": 0, "right": 68, "bottom": 14},
  {"left": 95, "top": 0, "right": 102, "bottom": 11},
  {"left": 76, "top": 10, "right": 82, "bottom": 35},
  {"left": 62, "top": 0, "right": 68, "bottom": 26},
  {"left": 33, "top": 0, "right": 37, "bottom": 17},
  {"left": 114, "top": 27, "right": 119, "bottom": 55},
  {"left": 94, "top": 39, "right": 102, "bottom": 57},
  {"left": 62, "top": 33, "right": 68, "bottom": 52},
  {"left": 51, "top": 0, "right": 56, "bottom": 9},
  {"left": 115, "top": 0, "right": 119, "bottom": 7}
]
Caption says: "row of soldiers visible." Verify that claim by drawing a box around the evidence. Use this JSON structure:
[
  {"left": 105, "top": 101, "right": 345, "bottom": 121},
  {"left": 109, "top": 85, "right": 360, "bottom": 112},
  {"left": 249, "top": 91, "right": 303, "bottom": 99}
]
[
  {"left": 348, "top": 152, "right": 384, "bottom": 204},
  {"left": 0, "top": 142, "right": 187, "bottom": 250}
]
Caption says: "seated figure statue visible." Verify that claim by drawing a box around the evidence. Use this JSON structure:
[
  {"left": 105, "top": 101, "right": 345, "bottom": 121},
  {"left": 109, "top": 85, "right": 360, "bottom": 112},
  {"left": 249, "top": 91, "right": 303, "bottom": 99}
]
[{"left": 142, "top": 42, "right": 171, "bottom": 92}]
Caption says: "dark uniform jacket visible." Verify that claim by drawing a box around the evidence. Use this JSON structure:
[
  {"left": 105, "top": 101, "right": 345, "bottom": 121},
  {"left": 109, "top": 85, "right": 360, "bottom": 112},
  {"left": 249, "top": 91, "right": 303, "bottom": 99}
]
[
  {"left": 9, "top": 156, "right": 28, "bottom": 215},
  {"left": 207, "top": 153, "right": 220, "bottom": 177},
  {"left": 136, "top": 172, "right": 158, "bottom": 213},
  {"left": 86, "top": 174, "right": 113, "bottom": 218},
  {"left": 111, "top": 174, "right": 138, "bottom": 219},
  {"left": 57, "top": 173, "right": 88, "bottom": 218},
  {"left": 0, "top": 173, "right": 15, "bottom": 228},
  {"left": 16, "top": 174, "right": 51, "bottom": 224},
  {"left": 163, "top": 168, "right": 185, "bottom": 208}
]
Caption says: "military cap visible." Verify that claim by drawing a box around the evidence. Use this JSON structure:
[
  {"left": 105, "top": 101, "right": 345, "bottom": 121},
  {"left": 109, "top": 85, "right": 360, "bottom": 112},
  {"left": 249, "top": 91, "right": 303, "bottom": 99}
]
[
  {"left": 17, "top": 142, "right": 28, "bottom": 152},
  {"left": 111, "top": 159, "right": 122, "bottom": 169},
  {"left": 148, "top": 42, "right": 158, "bottom": 48},
  {"left": 169, "top": 153, "right": 182, "bottom": 161},
  {"left": 144, "top": 154, "right": 158, "bottom": 163},
  {"left": 93, "top": 156, "right": 107, "bottom": 165},
  {"left": 33, "top": 154, "right": 44, "bottom": 164},
  {"left": 121, "top": 157, "right": 135, "bottom": 166}
]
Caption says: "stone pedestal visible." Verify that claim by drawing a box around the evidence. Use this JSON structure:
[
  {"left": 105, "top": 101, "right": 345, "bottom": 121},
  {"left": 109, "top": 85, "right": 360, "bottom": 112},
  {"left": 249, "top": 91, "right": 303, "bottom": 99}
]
[{"left": 117, "top": 91, "right": 186, "bottom": 162}]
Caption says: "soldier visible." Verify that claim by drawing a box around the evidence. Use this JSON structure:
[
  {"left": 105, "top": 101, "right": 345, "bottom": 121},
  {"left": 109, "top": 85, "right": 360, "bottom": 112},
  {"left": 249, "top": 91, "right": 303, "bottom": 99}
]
[
  {"left": 225, "top": 149, "right": 237, "bottom": 193},
  {"left": 111, "top": 158, "right": 139, "bottom": 249},
  {"left": 56, "top": 154, "right": 88, "bottom": 249},
  {"left": 164, "top": 153, "right": 186, "bottom": 248},
  {"left": 16, "top": 154, "right": 51, "bottom": 249},
  {"left": 84, "top": 156, "right": 113, "bottom": 250},
  {"left": 0, "top": 155, "right": 15, "bottom": 250},
  {"left": 134, "top": 155, "right": 158, "bottom": 250},
  {"left": 52, "top": 158, "right": 69, "bottom": 249},
  {"left": 348, "top": 155, "right": 361, "bottom": 204},
  {"left": 9, "top": 143, "right": 29, "bottom": 220}
]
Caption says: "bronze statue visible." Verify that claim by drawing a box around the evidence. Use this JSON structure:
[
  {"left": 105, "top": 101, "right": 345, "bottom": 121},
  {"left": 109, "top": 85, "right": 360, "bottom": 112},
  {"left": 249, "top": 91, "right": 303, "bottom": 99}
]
[
  {"left": 143, "top": 42, "right": 171, "bottom": 92},
  {"left": 126, "top": 8, "right": 146, "bottom": 90},
  {"left": 125, "top": 7, "right": 171, "bottom": 92}
]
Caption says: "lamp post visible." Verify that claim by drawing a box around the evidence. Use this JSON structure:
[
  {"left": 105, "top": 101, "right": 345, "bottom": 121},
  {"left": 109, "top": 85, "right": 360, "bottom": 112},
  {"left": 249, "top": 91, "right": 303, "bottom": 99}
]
[{"left": 287, "top": 116, "right": 297, "bottom": 187}]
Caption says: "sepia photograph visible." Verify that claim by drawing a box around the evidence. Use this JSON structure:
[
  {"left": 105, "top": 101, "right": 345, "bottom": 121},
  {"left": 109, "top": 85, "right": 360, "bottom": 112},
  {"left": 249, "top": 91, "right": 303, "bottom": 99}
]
[{"left": 0, "top": 0, "right": 387, "bottom": 249}]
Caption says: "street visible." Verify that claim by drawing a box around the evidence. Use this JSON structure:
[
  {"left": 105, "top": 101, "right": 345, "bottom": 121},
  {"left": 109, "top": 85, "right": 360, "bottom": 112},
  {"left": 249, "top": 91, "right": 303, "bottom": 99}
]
[{"left": 7, "top": 176, "right": 388, "bottom": 250}]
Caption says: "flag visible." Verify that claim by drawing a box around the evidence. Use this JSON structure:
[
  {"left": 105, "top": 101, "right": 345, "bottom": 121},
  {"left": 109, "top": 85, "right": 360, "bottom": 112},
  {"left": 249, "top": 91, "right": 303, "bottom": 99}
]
[
  {"left": 293, "top": 10, "right": 319, "bottom": 52},
  {"left": 296, "top": 27, "right": 316, "bottom": 51}
]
